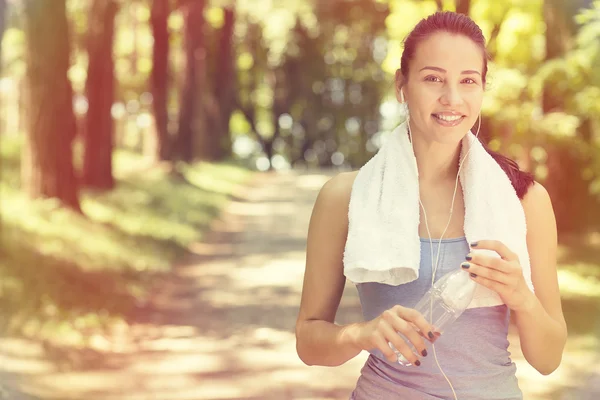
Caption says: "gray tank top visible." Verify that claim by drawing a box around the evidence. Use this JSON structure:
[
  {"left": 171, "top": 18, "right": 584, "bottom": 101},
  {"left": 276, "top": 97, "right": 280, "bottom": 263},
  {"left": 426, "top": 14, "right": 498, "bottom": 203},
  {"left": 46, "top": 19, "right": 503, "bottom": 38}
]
[{"left": 350, "top": 237, "right": 523, "bottom": 400}]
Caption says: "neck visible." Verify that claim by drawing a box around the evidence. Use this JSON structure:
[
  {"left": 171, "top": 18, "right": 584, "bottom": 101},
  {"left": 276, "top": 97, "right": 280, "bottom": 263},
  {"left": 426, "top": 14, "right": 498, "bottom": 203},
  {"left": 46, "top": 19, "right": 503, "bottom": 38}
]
[{"left": 407, "top": 123, "right": 462, "bottom": 185}]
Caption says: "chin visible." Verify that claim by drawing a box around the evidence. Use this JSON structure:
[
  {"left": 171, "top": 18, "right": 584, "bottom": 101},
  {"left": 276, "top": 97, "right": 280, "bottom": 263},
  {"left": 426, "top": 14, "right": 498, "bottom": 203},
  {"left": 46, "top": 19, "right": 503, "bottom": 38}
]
[
  {"left": 433, "top": 116, "right": 476, "bottom": 137},
  {"left": 430, "top": 125, "right": 469, "bottom": 144}
]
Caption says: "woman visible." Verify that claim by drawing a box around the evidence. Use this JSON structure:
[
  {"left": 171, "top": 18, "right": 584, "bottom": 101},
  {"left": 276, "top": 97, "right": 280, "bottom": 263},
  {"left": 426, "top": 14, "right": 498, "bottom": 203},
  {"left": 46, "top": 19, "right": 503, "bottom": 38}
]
[{"left": 295, "top": 11, "right": 567, "bottom": 400}]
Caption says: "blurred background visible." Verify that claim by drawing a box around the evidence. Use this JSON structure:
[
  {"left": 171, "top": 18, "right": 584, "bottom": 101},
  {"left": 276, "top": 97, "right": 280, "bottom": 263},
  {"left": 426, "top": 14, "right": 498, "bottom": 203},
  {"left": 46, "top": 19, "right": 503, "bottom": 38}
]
[{"left": 0, "top": 0, "right": 599, "bottom": 399}]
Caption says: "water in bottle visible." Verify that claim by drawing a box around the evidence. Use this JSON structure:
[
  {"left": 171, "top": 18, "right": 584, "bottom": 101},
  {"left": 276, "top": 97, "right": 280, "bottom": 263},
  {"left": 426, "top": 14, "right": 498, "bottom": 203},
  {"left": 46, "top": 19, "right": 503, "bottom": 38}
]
[{"left": 392, "top": 268, "right": 478, "bottom": 366}]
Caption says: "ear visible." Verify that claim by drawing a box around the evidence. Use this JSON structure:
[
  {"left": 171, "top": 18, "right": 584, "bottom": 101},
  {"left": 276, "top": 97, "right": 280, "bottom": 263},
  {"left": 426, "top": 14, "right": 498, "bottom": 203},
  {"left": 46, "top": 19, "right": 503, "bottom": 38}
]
[{"left": 395, "top": 69, "right": 405, "bottom": 103}]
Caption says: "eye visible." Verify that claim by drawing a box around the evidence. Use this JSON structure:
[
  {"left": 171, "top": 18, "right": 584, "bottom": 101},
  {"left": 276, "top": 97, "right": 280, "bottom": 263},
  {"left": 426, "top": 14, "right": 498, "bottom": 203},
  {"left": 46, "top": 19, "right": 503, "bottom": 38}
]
[
  {"left": 462, "top": 78, "right": 477, "bottom": 84},
  {"left": 424, "top": 75, "right": 442, "bottom": 83}
]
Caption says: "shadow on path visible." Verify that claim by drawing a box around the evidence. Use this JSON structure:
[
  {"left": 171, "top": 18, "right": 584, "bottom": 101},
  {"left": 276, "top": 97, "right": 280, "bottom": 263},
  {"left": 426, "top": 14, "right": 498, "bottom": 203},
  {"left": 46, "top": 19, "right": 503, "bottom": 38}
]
[{"left": 0, "top": 169, "right": 598, "bottom": 400}]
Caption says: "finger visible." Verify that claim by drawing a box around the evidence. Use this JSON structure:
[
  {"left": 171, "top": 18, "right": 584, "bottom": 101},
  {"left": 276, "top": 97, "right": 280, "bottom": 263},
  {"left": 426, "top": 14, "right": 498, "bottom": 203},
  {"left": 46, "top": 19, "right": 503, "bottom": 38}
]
[
  {"left": 380, "top": 321, "right": 421, "bottom": 365},
  {"left": 389, "top": 317, "right": 428, "bottom": 356},
  {"left": 397, "top": 324, "right": 428, "bottom": 358},
  {"left": 461, "top": 261, "right": 511, "bottom": 285},
  {"left": 416, "top": 326, "right": 440, "bottom": 343},
  {"left": 470, "top": 240, "right": 518, "bottom": 262},
  {"left": 466, "top": 251, "right": 510, "bottom": 273},
  {"left": 371, "top": 330, "right": 398, "bottom": 363},
  {"left": 468, "top": 271, "right": 504, "bottom": 292},
  {"left": 393, "top": 306, "right": 436, "bottom": 342},
  {"left": 383, "top": 309, "right": 428, "bottom": 358},
  {"left": 392, "top": 310, "right": 431, "bottom": 356}
]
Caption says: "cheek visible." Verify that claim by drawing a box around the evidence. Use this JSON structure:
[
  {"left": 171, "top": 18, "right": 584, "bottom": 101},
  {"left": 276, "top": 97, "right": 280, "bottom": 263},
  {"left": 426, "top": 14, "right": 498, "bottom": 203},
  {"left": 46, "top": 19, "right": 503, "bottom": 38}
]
[
  {"left": 464, "top": 90, "right": 484, "bottom": 109},
  {"left": 408, "top": 89, "right": 439, "bottom": 113}
]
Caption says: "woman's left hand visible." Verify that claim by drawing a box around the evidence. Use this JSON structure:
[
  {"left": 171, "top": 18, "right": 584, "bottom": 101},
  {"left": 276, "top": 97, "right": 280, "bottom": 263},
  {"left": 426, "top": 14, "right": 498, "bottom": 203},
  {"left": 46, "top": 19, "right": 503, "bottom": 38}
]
[{"left": 462, "top": 240, "right": 535, "bottom": 312}]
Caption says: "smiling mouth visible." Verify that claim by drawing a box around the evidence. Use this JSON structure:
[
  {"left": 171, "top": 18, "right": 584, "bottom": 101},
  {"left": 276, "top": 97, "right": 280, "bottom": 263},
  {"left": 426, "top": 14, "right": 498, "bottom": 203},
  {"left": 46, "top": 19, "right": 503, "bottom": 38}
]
[
  {"left": 432, "top": 113, "right": 464, "bottom": 121},
  {"left": 432, "top": 113, "right": 465, "bottom": 126}
]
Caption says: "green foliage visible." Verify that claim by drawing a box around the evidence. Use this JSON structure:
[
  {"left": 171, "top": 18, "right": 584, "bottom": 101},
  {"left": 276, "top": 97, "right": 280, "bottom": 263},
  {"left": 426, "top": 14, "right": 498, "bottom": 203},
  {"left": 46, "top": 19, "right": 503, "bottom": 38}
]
[
  {"left": 234, "top": 0, "right": 314, "bottom": 68},
  {"left": 382, "top": 0, "right": 439, "bottom": 74},
  {"left": 0, "top": 136, "right": 252, "bottom": 341},
  {"left": 230, "top": 0, "right": 392, "bottom": 168}
]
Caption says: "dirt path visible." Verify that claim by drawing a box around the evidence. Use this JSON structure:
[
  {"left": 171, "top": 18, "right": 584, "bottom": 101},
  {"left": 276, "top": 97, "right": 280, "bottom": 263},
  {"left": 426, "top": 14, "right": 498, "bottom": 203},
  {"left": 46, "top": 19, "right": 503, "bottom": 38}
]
[{"left": 1, "top": 169, "right": 598, "bottom": 400}]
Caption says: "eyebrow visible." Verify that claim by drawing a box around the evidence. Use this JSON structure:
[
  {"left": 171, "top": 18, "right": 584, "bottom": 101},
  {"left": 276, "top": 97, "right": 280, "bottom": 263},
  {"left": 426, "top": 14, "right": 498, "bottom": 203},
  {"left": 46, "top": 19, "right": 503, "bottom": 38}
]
[{"left": 420, "top": 66, "right": 481, "bottom": 75}]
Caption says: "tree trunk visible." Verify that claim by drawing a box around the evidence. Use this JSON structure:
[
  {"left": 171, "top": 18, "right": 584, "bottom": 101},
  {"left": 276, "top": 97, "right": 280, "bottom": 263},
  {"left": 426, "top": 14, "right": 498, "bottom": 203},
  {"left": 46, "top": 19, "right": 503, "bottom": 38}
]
[
  {"left": 0, "top": 0, "right": 6, "bottom": 52},
  {"left": 150, "top": 0, "right": 170, "bottom": 161},
  {"left": 22, "top": 0, "right": 80, "bottom": 211},
  {"left": 214, "top": 6, "right": 235, "bottom": 159},
  {"left": 175, "top": 0, "right": 205, "bottom": 162},
  {"left": 196, "top": 6, "right": 235, "bottom": 161},
  {"left": 456, "top": 0, "right": 470, "bottom": 15},
  {"left": 130, "top": 3, "right": 138, "bottom": 75},
  {"left": 82, "top": 0, "right": 118, "bottom": 190},
  {"left": 264, "top": 139, "right": 274, "bottom": 169},
  {"left": 542, "top": 0, "right": 573, "bottom": 112},
  {"left": 1, "top": 0, "right": 6, "bottom": 237}
]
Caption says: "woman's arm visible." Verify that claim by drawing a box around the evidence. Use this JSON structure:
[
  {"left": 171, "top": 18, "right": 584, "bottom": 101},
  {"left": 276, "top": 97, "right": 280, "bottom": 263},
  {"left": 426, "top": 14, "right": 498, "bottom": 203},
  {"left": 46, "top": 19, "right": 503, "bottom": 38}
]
[
  {"left": 295, "top": 172, "right": 435, "bottom": 367},
  {"left": 295, "top": 172, "right": 363, "bottom": 366},
  {"left": 513, "top": 181, "right": 567, "bottom": 375}
]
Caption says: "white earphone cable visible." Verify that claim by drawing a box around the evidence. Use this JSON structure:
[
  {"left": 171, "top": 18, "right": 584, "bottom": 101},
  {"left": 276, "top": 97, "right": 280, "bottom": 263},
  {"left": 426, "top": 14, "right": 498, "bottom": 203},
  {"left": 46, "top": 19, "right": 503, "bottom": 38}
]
[{"left": 407, "top": 114, "right": 481, "bottom": 400}]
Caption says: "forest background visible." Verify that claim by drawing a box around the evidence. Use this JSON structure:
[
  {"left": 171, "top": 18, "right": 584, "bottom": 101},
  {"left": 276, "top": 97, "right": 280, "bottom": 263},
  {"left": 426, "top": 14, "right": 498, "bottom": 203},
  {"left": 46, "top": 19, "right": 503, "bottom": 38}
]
[{"left": 0, "top": 0, "right": 599, "bottom": 399}]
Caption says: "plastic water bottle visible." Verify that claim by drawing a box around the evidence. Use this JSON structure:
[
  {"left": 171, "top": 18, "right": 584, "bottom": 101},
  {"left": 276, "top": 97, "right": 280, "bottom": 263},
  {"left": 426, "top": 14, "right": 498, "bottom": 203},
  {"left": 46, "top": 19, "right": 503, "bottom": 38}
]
[{"left": 392, "top": 268, "right": 478, "bottom": 366}]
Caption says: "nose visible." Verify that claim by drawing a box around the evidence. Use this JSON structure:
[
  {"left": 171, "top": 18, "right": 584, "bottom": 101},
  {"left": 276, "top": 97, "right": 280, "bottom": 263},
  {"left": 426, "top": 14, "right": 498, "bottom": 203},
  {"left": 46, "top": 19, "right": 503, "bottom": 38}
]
[{"left": 440, "top": 84, "right": 464, "bottom": 107}]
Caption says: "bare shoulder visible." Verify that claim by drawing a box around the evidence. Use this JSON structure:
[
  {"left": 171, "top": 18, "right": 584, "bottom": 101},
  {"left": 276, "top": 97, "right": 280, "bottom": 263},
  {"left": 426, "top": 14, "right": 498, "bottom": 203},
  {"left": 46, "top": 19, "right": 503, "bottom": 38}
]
[
  {"left": 315, "top": 170, "right": 359, "bottom": 212},
  {"left": 323, "top": 170, "right": 359, "bottom": 193},
  {"left": 520, "top": 181, "right": 558, "bottom": 271},
  {"left": 308, "top": 170, "right": 359, "bottom": 245},
  {"left": 299, "top": 170, "right": 360, "bottom": 325},
  {"left": 520, "top": 180, "right": 554, "bottom": 218}
]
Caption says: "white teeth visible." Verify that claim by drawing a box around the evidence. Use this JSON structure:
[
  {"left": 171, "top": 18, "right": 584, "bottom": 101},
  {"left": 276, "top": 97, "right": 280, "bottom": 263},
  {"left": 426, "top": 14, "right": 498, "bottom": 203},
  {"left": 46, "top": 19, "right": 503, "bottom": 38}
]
[{"left": 434, "top": 114, "right": 462, "bottom": 122}]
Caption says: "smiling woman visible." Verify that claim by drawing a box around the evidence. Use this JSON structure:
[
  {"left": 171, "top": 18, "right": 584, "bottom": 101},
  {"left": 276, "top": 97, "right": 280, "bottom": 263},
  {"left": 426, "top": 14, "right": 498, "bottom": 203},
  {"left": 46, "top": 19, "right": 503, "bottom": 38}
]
[
  {"left": 401, "top": 36, "right": 483, "bottom": 134},
  {"left": 296, "top": 11, "right": 567, "bottom": 400}
]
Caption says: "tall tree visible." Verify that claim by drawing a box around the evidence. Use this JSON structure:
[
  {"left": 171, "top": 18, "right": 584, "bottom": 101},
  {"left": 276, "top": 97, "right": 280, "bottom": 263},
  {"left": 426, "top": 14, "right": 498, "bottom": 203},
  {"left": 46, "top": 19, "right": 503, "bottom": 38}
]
[
  {"left": 456, "top": 0, "right": 470, "bottom": 15},
  {"left": 236, "top": 22, "right": 278, "bottom": 167},
  {"left": 130, "top": 2, "right": 139, "bottom": 75},
  {"left": 82, "top": 0, "right": 118, "bottom": 190},
  {"left": 22, "top": 0, "right": 80, "bottom": 211},
  {"left": 175, "top": 0, "right": 206, "bottom": 162},
  {"left": 1, "top": 0, "right": 6, "bottom": 237},
  {"left": 216, "top": 6, "right": 235, "bottom": 159},
  {"left": 150, "top": 0, "right": 171, "bottom": 161},
  {"left": 0, "top": 0, "right": 6, "bottom": 52},
  {"left": 541, "top": 0, "right": 594, "bottom": 233},
  {"left": 199, "top": 6, "right": 235, "bottom": 161},
  {"left": 542, "top": 0, "right": 575, "bottom": 113}
]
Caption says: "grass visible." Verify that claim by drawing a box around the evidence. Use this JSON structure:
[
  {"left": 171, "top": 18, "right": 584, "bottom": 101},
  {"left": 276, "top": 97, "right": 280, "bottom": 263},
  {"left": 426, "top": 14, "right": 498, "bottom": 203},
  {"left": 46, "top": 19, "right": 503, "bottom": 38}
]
[
  {"left": 0, "top": 135, "right": 253, "bottom": 343},
  {"left": 555, "top": 232, "right": 600, "bottom": 351}
]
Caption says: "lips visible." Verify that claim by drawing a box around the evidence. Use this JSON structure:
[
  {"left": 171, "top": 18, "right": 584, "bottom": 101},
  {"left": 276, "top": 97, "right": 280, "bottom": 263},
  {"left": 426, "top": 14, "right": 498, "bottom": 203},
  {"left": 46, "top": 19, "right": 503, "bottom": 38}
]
[
  {"left": 432, "top": 112, "right": 466, "bottom": 127},
  {"left": 432, "top": 113, "right": 465, "bottom": 122}
]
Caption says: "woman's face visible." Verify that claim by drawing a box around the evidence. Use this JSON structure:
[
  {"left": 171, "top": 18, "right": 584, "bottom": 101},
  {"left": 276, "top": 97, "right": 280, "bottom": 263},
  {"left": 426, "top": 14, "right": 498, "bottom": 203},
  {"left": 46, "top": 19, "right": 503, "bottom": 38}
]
[{"left": 399, "top": 32, "right": 485, "bottom": 144}]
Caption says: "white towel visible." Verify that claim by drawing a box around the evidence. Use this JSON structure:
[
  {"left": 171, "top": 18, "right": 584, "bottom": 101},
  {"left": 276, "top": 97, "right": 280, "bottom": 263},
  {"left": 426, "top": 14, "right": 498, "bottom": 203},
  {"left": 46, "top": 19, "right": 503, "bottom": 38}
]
[{"left": 343, "top": 121, "right": 534, "bottom": 309}]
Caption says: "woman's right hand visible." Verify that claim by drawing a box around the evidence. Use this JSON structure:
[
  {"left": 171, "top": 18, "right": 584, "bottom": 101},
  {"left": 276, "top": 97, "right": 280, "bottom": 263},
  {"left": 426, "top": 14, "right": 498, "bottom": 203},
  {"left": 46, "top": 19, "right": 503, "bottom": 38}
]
[{"left": 351, "top": 305, "right": 437, "bottom": 365}]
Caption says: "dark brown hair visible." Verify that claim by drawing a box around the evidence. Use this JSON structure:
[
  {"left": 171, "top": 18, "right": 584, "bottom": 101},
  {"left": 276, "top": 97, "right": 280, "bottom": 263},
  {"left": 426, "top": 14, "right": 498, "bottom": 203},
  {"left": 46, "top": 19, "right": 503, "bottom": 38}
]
[{"left": 400, "top": 11, "right": 534, "bottom": 199}]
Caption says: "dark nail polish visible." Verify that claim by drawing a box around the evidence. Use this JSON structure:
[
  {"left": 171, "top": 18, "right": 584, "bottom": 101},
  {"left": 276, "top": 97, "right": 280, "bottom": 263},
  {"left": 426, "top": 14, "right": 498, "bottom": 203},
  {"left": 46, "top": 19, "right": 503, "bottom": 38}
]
[
  {"left": 465, "top": 255, "right": 472, "bottom": 261},
  {"left": 414, "top": 360, "right": 421, "bottom": 366},
  {"left": 461, "top": 262, "right": 470, "bottom": 269},
  {"left": 470, "top": 272, "right": 477, "bottom": 278},
  {"left": 428, "top": 331, "right": 434, "bottom": 339},
  {"left": 422, "top": 349, "right": 428, "bottom": 357},
  {"left": 470, "top": 241, "right": 478, "bottom": 247}
]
